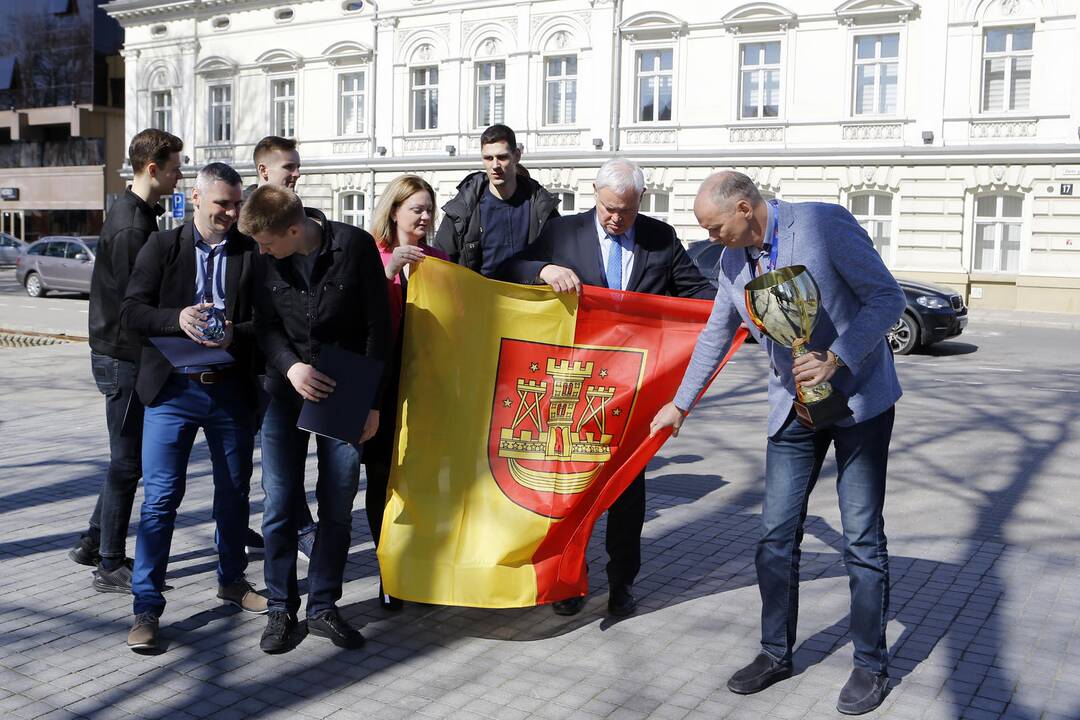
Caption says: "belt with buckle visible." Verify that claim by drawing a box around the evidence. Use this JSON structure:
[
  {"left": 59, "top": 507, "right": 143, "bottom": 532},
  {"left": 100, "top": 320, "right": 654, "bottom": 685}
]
[{"left": 175, "top": 367, "right": 235, "bottom": 385}]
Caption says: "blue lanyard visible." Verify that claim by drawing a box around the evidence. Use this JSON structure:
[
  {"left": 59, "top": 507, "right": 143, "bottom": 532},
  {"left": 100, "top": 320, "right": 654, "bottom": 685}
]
[{"left": 746, "top": 200, "right": 780, "bottom": 278}]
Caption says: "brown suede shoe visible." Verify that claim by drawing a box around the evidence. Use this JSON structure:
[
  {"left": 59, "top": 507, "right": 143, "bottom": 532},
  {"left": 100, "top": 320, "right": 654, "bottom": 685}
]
[
  {"left": 217, "top": 578, "right": 269, "bottom": 614},
  {"left": 127, "top": 612, "right": 159, "bottom": 653}
]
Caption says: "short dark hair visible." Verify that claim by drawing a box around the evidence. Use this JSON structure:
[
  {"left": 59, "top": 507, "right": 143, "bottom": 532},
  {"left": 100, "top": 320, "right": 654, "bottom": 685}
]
[
  {"left": 479, "top": 124, "right": 517, "bottom": 151},
  {"left": 253, "top": 136, "right": 298, "bottom": 166},
  {"left": 195, "top": 162, "right": 243, "bottom": 192},
  {"left": 238, "top": 184, "right": 306, "bottom": 237},
  {"left": 128, "top": 128, "right": 183, "bottom": 175}
]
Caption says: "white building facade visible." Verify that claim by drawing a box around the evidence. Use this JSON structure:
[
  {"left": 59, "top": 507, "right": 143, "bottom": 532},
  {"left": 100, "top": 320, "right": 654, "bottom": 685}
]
[{"left": 106, "top": 0, "right": 1080, "bottom": 313}]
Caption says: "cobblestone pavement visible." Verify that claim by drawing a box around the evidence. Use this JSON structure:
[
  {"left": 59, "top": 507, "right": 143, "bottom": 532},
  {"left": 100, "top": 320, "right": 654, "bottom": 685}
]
[{"left": 1, "top": 319, "right": 1078, "bottom": 720}]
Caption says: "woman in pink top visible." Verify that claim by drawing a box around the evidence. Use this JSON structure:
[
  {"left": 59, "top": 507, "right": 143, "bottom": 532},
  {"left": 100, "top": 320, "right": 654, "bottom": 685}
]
[{"left": 364, "top": 174, "right": 447, "bottom": 610}]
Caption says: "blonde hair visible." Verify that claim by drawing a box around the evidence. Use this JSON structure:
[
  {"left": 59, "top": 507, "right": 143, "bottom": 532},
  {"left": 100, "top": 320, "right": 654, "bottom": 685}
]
[{"left": 370, "top": 174, "right": 437, "bottom": 249}]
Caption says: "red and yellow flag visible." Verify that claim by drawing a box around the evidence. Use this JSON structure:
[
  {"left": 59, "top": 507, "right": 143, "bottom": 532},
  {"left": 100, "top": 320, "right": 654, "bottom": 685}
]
[{"left": 377, "top": 258, "right": 744, "bottom": 608}]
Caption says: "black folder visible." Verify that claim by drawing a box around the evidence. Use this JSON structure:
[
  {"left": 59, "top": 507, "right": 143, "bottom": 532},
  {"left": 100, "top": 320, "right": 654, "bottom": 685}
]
[
  {"left": 149, "top": 336, "right": 234, "bottom": 368},
  {"left": 296, "top": 345, "right": 384, "bottom": 444}
]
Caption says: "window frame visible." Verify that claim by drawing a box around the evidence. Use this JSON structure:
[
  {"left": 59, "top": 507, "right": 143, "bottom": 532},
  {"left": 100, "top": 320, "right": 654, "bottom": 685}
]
[
  {"left": 474, "top": 59, "right": 506, "bottom": 129},
  {"left": 410, "top": 64, "right": 440, "bottom": 132},
  {"left": 270, "top": 75, "right": 297, "bottom": 139},
  {"left": 337, "top": 69, "right": 367, "bottom": 137},
  {"left": 848, "top": 191, "right": 895, "bottom": 266},
  {"left": 980, "top": 24, "right": 1034, "bottom": 114},
  {"left": 339, "top": 191, "right": 366, "bottom": 228},
  {"left": 633, "top": 46, "right": 675, "bottom": 124},
  {"left": 851, "top": 33, "right": 901, "bottom": 117},
  {"left": 207, "top": 82, "right": 233, "bottom": 144},
  {"left": 151, "top": 89, "right": 172, "bottom": 133},
  {"left": 972, "top": 192, "right": 1024, "bottom": 274},
  {"left": 543, "top": 54, "right": 578, "bottom": 127},
  {"left": 641, "top": 191, "right": 670, "bottom": 223},
  {"left": 737, "top": 40, "right": 783, "bottom": 121}
]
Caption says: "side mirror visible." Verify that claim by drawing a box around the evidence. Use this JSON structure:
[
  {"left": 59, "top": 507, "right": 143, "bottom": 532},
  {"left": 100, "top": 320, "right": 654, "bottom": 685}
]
[{"left": 75, "top": 252, "right": 89, "bottom": 262}]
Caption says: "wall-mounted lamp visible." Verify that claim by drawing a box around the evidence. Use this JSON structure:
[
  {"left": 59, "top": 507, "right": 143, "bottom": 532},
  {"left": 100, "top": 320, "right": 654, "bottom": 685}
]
[
  {"left": 376, "top": 145, "right": 387, "bottom": 156},
  {"left": 921, "top": 130, "right": 934, "bottom": 145},
  {"left": 592, "top": 137, "right": 604, "bottom": 150},
  {"left": 445, "top": 145, "right": 456, "bottom": 156}
]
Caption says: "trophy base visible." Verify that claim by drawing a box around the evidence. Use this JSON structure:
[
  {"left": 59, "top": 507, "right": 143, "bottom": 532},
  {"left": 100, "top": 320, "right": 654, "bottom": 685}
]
[{"left": 794, "top": 391, "right": 853, "bottom": 430}]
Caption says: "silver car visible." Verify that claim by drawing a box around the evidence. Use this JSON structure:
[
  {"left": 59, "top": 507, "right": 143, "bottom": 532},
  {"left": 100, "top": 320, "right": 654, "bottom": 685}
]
[
  {"left": 0, "top": 232, "right": 26, "bottom": 265},
  {"left": 15, "top": 236, "right": 98, "bottom": 297}
]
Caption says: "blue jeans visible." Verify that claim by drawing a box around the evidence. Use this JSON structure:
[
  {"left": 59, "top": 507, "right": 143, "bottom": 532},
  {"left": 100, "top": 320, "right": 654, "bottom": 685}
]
[
  {"left": 132, "top": 375, "right": 254, "bottom": 617},
  {"left": 260, "top": 396, "right": 361, "bottom": 617},
  {"left": 87, "top": 352, "right": 143, "bottom": 563},
  {"left": 758, "top": 406, "right": 894, "bottom": 675}
]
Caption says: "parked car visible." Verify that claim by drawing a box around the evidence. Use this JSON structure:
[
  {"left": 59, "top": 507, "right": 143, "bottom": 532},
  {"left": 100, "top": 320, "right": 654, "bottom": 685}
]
[
  {"left": 0, "top": 232, "right": 27, "bottom": 265},
  {"left": 685, "top": 239, "right": 968, "bottom": 355},
  {"left": 15, "top": 236, "right": 98, "bottom": 297}
]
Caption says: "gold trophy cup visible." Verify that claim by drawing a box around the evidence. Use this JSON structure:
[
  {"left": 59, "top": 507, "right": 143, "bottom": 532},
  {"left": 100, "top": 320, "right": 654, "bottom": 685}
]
[{"left": 744, "top": 265, "right": 853, "bottom": 430}]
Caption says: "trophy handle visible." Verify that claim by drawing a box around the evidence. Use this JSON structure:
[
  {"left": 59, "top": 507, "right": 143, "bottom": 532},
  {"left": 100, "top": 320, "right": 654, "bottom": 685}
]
[{"left": 791, "top": 337, "right": 833, "bottom": 405}]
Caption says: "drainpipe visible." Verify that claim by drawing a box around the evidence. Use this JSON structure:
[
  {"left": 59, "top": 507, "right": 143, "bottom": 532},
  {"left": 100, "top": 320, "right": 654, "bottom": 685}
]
[
  {"left": 368, "top": 1, "right": 380, "bottom": 221},
  {"left": 609, "top": 0, "right": 623, "bottom": 152}
]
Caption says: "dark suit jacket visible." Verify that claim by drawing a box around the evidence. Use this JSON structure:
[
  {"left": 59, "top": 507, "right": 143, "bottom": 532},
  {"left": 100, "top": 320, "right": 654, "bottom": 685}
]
[
  {"left": 495, "top": 209, "right": 716, "bottom": 299},
  {"left": 121, "top": 222, "right": 260, "bottom": 406}
]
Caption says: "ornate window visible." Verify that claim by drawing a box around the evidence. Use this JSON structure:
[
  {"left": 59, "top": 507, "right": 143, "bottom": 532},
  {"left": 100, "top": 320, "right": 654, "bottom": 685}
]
[
  {"left": 849, "top": 192, "right": 893, "bottom": 264},
  {"left": 974, "top": 193, "right": 1022, "bottom": 272},
  {"left": 635, "top": 49, "right": 672, "bottom": 122},
  {"left": 475, "top": 61, "right": 505, "bottom": 128},
  {"left": 271, "top": 78, "right": 296, "bottom": 137},
  {"left": 338, "top": 72, "right": 365, "bottom": 135},
  {"left": 981, "top": 26, "right": 1032, "bottom": 112},
  {"left": 151, "top": 90, "right": 172, "bottom": 133},
  {"left": 340, "top": 192, "right": 365, "bottom": 228},
  {"left": 411, "top": 65, "right": 439, "bottom": 131},
  {"left": 739, "top": 42, "right": 781, "bottom": 119},
  {"left": 853, "top": 34, "right": 899, "bottom": 115},
  {"left": 208, "top": 83, "right": 232, "bottom": 143},
  {"left": 544, "top": 55, "right": 577, "bottom": 126}
]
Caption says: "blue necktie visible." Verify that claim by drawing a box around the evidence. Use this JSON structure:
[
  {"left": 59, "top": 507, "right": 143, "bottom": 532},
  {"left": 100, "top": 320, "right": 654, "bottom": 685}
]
[{"left": 606, "top": 234, "right": 623, "bottom": 290}]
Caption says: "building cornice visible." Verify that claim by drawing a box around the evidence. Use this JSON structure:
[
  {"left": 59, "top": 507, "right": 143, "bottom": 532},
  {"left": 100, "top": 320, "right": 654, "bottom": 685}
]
[{"left": 105, "top": 0, "right": 323, "bottom": 25}]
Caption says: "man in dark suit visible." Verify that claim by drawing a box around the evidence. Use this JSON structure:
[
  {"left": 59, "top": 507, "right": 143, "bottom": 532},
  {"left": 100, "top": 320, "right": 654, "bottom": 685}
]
[
  {"left": 497, "top": 158, "right": 714, "bottom": 618},
  {"left": 120, "top": 162, "right": 268, "bottom": 653}
]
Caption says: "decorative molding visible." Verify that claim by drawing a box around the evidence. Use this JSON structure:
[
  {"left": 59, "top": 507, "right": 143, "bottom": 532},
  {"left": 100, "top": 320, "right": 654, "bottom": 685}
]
[
  {"left": 841, "top": 123, "right": 903, "bottom": 141},
  {"left": 624, "top": 129, "right": 676, "bottom": 144},
  {"left": 403, "top": 137, "right": 441, "bottom": 153},
  {"left": 835, "top": 0, "right": 919, "bottom": 27},
  {"left": 730, "top": 126, "right": 785, "bottom": 143},
  {"left": 200, "top": 146, "right": 234, "bottom": 162},
  {"left": 969, "top": 120, "right": 1037, "bottom": 139},
  {"left": 534, "top": 131, "right": 581, "bottom": 148},
  {"left": 332, "top": 140, "right": 370, "bottom": 154},
  {"left": 721, "top": 3, "right": 798, "bottom": 35},
  {"left": 374, "top": 17, "right": 399, "bottom": 30}
]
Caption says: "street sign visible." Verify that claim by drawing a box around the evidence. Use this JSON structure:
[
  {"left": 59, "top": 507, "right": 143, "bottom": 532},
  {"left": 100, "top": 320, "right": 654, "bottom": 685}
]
[{"left": 171, "top": 192, "right": 185, "bottom": 219}]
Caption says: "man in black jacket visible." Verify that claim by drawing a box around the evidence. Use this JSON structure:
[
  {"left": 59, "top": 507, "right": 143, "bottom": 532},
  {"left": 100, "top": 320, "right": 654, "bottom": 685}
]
[
  {"left": 497, "top": 158, "right": 715, "bottom": 619},
  {"left": 120, "top": 163, "right": 268, "bottom": 653},
  {"left": 73, "top": 128, "right": 183, "bottom": 589},
  {"left": 239, "top": 185, "right": 389, "bottom": 654},
  {"left": 433, "top": 124, "right": 559, "bottom": 276}
]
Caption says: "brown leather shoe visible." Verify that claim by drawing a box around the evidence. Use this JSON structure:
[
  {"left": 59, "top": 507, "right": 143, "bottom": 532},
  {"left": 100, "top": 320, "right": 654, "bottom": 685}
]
[
  {"left": 127, "top": 612, "right": 159, "bottom": 653},
  {"left": 217, "top": 578, "right": 269, "bottom": 614}
]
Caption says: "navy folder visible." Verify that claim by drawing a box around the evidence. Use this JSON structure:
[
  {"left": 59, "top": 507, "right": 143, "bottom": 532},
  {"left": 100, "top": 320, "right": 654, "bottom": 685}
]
[
  {"left": 149, "top": 336, "right": 235, "bottom": 368},
  {"left": 296, "top": 345, "right": 384, "bottom": 444}
]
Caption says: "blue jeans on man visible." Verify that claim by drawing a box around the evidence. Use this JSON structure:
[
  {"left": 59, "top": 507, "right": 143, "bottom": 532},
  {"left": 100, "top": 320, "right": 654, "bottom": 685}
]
[
  {"left": 87, "top": 352, "right": 143, "bottom": 565},
  {"left": 758, "top": 406, "right": 894, "bottom": 675},
  {"left": 260, "top": 396, "right": 361, "bottom": 617},
  {"left": 131, "top": 375, "right": 254, "bottom": 617}
]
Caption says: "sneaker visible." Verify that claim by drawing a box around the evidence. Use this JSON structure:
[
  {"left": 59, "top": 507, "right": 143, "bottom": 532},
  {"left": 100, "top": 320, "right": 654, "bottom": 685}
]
[
  {"left": 92, "top": 563, "right": 132, "bottom": 594},
  {"left": 297, "top": 525, "right": 316, "bottom": 560},
  {"left": 217, "top": 578, "right": 269, "bottom": 614},
  {"left": 127, "top": 612, "right": 159, "bottom": 653},
  {"left": 260, "top": 610, "right": 297, "bottom": 654},
  {"left": 245, "top": 528, "right": 264, "bottom": 549},
  {"left": 836, "top": 667, "right": 889, "bottom": 715},
  {"left": 307, "top": 608, "right": 365, "bottom": 649},
  {"left": 68, "top": 536, "right": 100, "bottom": 567}
]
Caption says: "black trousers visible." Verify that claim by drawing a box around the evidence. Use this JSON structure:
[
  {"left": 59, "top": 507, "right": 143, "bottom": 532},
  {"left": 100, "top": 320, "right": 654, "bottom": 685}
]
[
  {"left": 604, "top": 470, "right": 646, "bottom": 590},
  {"left": 364, "top": 460, "right": 390, "bottom": 548}
]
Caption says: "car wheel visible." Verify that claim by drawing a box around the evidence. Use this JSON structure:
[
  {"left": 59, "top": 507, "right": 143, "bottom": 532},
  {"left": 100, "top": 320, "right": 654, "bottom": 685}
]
[
  {"left": 887, "top": 312, "right": 918, "bottom": 355},
  {"left": 24, "top": 272, "right": 46, "bottom": 298}
]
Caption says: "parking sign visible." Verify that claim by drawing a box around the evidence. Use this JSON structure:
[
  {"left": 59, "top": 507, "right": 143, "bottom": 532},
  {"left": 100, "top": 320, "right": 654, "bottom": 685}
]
[{"left": 171, "top": 192, "right": 185, "bottom": 219}]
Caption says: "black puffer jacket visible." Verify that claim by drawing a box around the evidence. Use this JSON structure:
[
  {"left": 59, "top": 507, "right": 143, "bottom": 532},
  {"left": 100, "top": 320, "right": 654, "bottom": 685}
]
[{"left": 433, "top": 171, "right": 560, "bottom": 275}]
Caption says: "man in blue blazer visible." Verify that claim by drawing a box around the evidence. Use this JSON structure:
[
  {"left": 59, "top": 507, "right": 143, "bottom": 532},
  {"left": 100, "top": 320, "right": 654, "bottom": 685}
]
[
  {"left": 498, "top": 158, "right": 714, "bottom": 619},
  {"left": 651, "top": 171, "right": 905, "bottom": 715}
]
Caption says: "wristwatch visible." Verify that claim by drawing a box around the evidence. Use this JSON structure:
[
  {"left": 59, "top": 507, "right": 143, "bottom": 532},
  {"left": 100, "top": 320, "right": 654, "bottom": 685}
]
[{"left": 830, "top": 351, "right": 845, "bottom": 369}]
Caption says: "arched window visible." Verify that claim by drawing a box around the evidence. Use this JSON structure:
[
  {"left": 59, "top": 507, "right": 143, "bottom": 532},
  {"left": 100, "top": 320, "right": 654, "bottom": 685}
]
[
  {"left": 849, "top": 192, "right": 893, "bottom": 264},
  {"left": 340, "top": 192, "right": 365, "bottom": 229},
  {"left": 974, "top": 193, "right": 1022, "bottom": 272}
]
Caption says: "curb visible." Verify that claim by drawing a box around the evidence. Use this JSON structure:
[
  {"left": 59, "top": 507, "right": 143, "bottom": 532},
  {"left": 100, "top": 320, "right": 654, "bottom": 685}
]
[{"left": 968, "top": 312, "right": 1080, "bottom": 331}]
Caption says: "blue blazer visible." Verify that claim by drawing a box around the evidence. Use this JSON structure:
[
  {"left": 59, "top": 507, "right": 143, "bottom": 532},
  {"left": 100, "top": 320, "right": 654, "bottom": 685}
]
[{"left": 673, "top": 200, "right": 906, "bottom": 436}]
